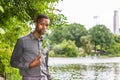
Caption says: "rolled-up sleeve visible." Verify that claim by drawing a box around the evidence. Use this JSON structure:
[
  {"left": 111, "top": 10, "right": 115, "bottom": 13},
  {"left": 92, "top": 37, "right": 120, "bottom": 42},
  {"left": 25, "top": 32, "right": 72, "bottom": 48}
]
[{"left": 10, "top": 38, "right": 29, "bottom": 69}]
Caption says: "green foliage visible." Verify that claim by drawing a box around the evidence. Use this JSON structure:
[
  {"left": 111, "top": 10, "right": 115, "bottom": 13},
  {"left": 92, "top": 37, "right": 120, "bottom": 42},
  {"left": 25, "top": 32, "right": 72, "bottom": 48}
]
[
  {"left": 0, "top": 0, "right": 59, "bottom": 21},
  {"left": 106, "top": 43, "right": 120, "bottom": 56},
  {"left": 79, "top": 53, "right": 87, "bottom": 57},
  {"left": 8, "top": 69, "right": 22, "bottom": 80},
  {"left": 49, "top": 14, "right": 67, "bottom": 28},
  {"left": 0, "top": 43, "right": 21, "bottom": 79},
  {"left": 49, "top": 50, "right": 55, "bottom": 57},
  {"left": 64, "top": 23, "right": 88, "bottom": 47},
  {"left": 64, "top": 40, "right": 79, "bottom": 57},
  {"left": 0, "top": 58, "right": 4, "bottom": 77},
  {"left": 0, "top": 6, "right": 4, "bottom": 13},
  {"left": 88, "top": 24, "right": 114, "bottom": 50},
  {"left": 0, "top": 17, "right": 31, "bottom": 47},
  {"left": 48, "top": 23, "right": 87, "bottom": 47},
  {"left": 80, "top": 35, "right": 93, "bottom": 54},
  {"left": 0, "top": 0, "right": 65, "bottom": 28},
  {"left": 114, "top": 35, "right": 120, "bottom": 43},
  {"left": 48, "top": 27, "right": 65, "bottom": 44},
  {"left": 0, "top": 28, "right": 5, "bottom": 34},
  {"left": 52, "top": 40, "right": 79, "bottom": 57},
  {"left": 52, "top": 40, "right": 67, "bottom": 55}
]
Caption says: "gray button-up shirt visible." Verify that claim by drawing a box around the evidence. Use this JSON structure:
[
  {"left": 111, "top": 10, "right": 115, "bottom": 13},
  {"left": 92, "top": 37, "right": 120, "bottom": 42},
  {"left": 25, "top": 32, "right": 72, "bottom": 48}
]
[{"left": 10, "top": 32, "right": 49, "bottom": 77}]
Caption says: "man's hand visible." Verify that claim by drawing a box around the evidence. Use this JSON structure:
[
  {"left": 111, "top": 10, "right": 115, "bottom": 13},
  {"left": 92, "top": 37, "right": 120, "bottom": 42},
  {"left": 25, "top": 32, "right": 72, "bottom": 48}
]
[{"left": 29, "top": 56, "right": 41, "bottom": 68}]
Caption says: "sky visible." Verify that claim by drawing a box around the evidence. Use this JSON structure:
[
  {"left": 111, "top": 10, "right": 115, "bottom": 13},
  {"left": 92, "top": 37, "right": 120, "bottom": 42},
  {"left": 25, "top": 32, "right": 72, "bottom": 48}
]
[{"left": 56, "top": 0, "right": 120, "bottom": 32}]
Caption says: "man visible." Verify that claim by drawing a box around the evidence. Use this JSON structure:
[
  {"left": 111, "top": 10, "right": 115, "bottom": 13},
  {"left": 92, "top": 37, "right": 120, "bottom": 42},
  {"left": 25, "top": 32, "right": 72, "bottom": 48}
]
[{"left": 10, "top": 14, "right": 51, "bottom": 80}]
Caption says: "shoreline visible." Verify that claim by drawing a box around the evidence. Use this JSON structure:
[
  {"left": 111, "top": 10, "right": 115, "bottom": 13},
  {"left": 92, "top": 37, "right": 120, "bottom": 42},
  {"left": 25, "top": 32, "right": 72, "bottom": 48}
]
[{"left": 48, "top": 57, "right": 120, "bottom": 65}]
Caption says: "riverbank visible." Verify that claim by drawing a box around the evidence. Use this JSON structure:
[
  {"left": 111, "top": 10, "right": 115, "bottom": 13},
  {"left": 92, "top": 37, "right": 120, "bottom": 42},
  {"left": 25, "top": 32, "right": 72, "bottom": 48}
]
[{"left": 48, "top": 57, "right": 120, "bottom": 66}]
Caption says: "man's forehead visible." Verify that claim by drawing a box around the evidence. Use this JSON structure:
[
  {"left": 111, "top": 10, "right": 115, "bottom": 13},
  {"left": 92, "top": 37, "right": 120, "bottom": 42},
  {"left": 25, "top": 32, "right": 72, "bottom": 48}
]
[{"left": 39, "top": 18, "right": 50, "bottom": 22}]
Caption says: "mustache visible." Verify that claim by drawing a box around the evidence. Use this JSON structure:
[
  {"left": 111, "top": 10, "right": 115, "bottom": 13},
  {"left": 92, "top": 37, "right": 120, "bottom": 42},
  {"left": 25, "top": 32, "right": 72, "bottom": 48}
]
[{"left": 36, "top": 29, "right": 47, "bottom": 35}]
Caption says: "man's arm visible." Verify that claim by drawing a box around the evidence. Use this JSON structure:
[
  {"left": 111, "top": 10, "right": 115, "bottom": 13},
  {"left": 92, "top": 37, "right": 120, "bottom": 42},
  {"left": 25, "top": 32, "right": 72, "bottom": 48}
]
[{"left": 10, "top": 38, "right": 29, "bottom": 69}]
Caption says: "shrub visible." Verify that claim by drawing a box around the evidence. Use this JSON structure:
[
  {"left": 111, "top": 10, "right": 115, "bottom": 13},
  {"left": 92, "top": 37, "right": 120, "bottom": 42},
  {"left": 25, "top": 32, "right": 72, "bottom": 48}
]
[
  {"left": 49, "top": 50, "right": 55, "bottom": 57},
  {"left": 64, "top": 40, "right": 79, "bottom": 57},
  {"left": 0, "top": 43, "right": 21, "bottom": 80}
]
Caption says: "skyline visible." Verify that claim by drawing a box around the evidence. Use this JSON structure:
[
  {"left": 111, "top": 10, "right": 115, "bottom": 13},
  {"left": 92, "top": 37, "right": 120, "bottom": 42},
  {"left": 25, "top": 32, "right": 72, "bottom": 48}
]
[{"left": 56, "top": 0, "right": 120, "bottom": 32}]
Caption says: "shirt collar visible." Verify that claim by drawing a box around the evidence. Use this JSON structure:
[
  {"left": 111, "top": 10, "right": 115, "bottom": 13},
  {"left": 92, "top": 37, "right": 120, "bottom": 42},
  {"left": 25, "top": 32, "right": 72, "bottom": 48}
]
[
  {"left": 30, "top": 32, "right": 43, "bottom": 41},
  {"left": 30, "top": 32, "right": 37, "bottom": 40}
]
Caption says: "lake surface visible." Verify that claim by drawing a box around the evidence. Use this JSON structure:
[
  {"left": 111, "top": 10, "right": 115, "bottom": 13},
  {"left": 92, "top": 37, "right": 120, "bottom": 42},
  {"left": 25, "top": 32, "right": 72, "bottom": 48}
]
[{"left": 48, "top": 57, "right": 120, "bottom": 80}]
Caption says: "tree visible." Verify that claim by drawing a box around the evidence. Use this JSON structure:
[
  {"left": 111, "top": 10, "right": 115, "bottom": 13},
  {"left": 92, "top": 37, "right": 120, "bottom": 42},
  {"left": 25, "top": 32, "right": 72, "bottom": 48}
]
[
  {"left": 64, "top": 23, "right": 88, "bottom": 47},
  {"left": 0, "top": 0, "right": 66, "bottom": 46},
  {"left": 48, "top": 23, "right": 88, "bottom": 47},
  {"left": 88, "top": 24, "right": 114, "bottom": 51},
  {"left": 105, "top": 34, "right": 120, "bottom": 56},
  {"left": 114, "top": 35, "right": 120, "bottom": 43},
  {"left": 80, "top": 35, "right": 93, "bottom": 55}
]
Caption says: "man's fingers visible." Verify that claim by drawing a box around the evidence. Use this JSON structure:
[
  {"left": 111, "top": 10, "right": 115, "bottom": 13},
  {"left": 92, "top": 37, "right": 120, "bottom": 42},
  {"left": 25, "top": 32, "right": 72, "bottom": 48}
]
[{"left": 36, "top": 56, "right": 41, "bottom": 60}]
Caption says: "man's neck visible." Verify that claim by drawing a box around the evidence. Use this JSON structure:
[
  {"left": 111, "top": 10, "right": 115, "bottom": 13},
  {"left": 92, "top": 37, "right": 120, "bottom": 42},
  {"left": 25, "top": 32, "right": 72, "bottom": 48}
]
[{"left": 33, "top": 31, "right": 42, "bottom": 40}]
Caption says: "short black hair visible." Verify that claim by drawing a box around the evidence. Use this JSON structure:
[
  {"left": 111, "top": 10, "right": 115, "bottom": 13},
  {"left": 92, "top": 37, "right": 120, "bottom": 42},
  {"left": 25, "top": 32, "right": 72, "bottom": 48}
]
[{"left": 36, "top": 14, "right": 49, "bottom": 22}]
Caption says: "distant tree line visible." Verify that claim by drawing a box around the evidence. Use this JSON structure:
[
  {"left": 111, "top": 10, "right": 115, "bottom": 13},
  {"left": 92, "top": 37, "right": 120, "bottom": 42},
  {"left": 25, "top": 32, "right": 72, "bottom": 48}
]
[{"left": 48, "top": 23, "right": 120, "bottom": 57}]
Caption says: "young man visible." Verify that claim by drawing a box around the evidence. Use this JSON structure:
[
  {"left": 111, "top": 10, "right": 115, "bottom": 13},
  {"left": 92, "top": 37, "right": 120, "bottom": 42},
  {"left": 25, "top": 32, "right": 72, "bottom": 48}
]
[{"left": 10, "top": 14, "right": 50, "bottom": 80}]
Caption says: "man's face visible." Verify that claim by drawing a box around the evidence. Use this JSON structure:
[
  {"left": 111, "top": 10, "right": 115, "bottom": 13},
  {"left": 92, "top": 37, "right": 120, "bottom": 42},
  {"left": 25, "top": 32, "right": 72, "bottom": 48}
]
[{"left": 36, "top": 18, "right": 50, "bottom": 35}]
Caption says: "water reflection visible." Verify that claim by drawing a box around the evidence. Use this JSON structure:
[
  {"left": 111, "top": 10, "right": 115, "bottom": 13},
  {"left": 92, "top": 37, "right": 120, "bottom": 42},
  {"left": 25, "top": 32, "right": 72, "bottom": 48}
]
[{"left": 49, "top": 63, "right": 120, "bottom": 80}]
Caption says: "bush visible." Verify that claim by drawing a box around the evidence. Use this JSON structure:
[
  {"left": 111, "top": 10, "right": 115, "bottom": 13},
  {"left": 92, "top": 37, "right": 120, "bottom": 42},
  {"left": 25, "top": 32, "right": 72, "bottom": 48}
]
[
  {"left": 106, "top": 43, "right": 120, "bottom": 57},
  {"left": 49, "top": 50, "right": 55, "bottom": 57},
  {"left": 0, "top": 43, "right": 21, "bottom": 80},
  {"left": 64, "top": 40, "right": 79, "bottom": 57},
  {"left": 52, "top": 40, "right": 67, "bottom": 55},
  {"left": 51, "top": 40, "right": 79, "bottom": 57}
]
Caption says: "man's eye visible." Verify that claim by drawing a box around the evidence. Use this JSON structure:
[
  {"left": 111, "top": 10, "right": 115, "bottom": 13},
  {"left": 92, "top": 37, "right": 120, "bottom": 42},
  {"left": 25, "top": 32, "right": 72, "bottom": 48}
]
[
  {"left": 39, "top": 23, "right": 44, "bottom": 25},
  {"left": 39, "top": 23, "right": 49, "bottom": 27},
  {"left": 46, "top": 24, "right": 49, "bottom": 26}
]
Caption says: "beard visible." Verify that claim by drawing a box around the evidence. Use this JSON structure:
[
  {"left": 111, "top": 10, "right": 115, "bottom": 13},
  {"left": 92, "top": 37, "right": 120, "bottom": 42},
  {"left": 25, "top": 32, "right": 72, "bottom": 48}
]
[{"left": 36, "top": 28, "right": 46, "bottom": 35}]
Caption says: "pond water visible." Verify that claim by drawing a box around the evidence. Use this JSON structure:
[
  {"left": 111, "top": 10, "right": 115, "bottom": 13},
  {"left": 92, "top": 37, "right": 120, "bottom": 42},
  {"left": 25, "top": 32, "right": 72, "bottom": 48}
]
[{"left": 48, "top": 57, "right": 120, "bottom": 80}]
